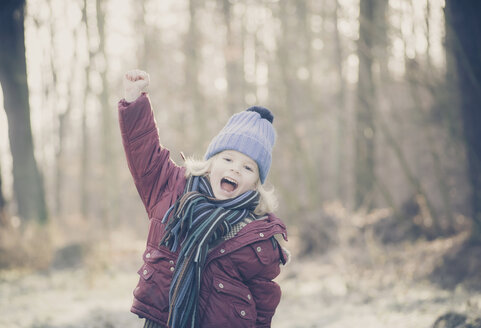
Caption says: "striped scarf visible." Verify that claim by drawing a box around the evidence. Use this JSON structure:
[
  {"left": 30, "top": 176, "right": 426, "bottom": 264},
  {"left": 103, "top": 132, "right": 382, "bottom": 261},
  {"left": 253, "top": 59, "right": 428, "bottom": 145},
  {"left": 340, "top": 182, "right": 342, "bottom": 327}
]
[{"left": 160, "top": 175, "right": 260, "bottom": 328}]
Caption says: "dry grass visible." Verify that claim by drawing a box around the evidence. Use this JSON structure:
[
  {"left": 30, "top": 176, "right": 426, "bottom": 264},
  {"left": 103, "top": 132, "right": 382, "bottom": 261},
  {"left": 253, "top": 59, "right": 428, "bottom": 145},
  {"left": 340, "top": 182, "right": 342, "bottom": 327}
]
[
  {"left": 1, "top": 205, "right": 480, "bottom": 328},
  {"left": 0, "top": 221, "right": 53, "bottom": 271}
]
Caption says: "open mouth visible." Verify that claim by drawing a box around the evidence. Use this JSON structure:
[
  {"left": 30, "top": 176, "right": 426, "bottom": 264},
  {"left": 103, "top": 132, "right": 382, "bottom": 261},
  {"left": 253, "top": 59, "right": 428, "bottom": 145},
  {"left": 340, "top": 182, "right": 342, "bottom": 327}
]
[{"left": 220, "top": 177, "right": 238, "bottom": 193}]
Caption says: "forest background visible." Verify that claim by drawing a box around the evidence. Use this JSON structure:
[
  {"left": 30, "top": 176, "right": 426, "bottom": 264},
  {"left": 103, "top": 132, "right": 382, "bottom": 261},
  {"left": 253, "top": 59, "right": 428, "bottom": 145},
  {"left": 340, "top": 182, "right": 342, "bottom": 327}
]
[{"left": 0, "top": 0, "right": 481, "bottom": 327}]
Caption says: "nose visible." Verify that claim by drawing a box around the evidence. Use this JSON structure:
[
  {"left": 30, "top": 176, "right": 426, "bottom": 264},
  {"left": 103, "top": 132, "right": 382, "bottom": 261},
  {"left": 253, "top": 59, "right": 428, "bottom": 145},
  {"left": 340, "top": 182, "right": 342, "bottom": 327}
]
[{"left": 230, "top": 162, "right": 241, "bottom": 174}]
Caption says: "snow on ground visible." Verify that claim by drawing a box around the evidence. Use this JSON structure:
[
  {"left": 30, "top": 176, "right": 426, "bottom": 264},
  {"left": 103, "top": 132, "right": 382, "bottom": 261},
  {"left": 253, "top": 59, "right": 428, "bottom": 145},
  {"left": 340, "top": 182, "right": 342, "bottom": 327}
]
[
  {"left": 272, "top": 253, "right": 481, "bottom": 328},
  {"left": 0, "top": 233, "right": 480, "bottom": 328}
]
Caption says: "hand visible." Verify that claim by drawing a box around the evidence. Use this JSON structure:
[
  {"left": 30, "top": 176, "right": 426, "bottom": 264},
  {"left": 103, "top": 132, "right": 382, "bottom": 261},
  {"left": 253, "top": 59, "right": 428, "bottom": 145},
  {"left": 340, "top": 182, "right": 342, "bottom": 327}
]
[{"left": 123, "top": 69, "right": 150, "bottom": 102}]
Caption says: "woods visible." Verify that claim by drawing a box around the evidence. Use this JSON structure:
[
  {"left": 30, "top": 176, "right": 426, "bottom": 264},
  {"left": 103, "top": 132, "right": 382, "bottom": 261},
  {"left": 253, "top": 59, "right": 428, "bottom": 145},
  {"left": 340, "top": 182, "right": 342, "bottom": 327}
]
[{"left": 0, "top": 0, "right": 481, "bottom": 327}]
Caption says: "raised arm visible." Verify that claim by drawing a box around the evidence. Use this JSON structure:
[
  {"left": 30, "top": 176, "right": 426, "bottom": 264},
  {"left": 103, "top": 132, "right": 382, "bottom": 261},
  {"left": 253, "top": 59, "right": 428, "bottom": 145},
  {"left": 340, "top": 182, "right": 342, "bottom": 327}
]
[{"left": 118, "top": 70, "right": 185, "bottom": 216}]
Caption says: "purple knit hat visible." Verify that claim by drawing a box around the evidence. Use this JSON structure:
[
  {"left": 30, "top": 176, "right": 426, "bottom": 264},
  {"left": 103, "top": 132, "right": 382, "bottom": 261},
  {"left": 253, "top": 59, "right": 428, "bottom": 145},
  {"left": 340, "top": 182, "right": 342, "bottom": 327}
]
[{"left": 204, "top": 106, "right": 276, "bottom": 183}]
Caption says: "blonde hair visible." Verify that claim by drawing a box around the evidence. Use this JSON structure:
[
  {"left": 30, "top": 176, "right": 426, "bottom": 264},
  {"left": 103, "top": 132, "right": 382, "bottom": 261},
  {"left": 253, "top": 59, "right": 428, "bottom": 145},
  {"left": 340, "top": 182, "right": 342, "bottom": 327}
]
[{"left": 184, "top": 154, "right": 278, "bottom": 216}]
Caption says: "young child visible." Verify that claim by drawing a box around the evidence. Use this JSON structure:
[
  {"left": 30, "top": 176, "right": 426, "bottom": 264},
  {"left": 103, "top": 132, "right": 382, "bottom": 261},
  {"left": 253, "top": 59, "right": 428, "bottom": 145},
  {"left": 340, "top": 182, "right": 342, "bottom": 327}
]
[{"left": 119, "top": 69, "right": 289, "bottom": 328}]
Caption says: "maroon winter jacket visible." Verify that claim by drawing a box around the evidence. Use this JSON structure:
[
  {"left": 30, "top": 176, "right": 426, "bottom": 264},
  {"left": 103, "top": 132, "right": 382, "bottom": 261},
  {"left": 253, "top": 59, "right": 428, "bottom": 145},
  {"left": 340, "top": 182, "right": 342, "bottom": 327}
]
[{"left": 118, "top": 94, "right": 288, "bottom": 328}]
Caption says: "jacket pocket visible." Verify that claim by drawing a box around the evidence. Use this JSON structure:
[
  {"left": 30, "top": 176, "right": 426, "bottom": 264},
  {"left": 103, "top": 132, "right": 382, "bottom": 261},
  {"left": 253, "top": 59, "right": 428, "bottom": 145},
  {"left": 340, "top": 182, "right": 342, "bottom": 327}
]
[
  {"left": 249, "top": 239, "right": 279, "bottom": 265},
  {"left": 200, "top": 275, "right": 256, "bottom": 327},
  {"left": 134, "top": 246, "right": 176, "bottom": 312},
  {"left": 134, "top": 263, "right": 169, "bottom": 312},
  {"left": 143, "top": 245, "right": 176, "bottom": 264},
  {"left": 212, "top": 276, "right": 253, "bottom": 305}
]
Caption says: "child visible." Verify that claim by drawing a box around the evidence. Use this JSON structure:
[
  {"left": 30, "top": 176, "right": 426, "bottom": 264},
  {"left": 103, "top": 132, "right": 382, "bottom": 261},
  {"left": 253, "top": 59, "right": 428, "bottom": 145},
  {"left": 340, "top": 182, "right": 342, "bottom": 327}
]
[{"left": 119, "top": 69, "right": 289, "bottom": 328}]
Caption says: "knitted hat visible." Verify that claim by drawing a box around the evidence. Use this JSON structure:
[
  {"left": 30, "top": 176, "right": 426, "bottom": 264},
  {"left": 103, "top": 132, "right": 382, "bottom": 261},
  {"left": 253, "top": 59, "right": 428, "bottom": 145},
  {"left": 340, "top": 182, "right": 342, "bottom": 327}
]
[{"left": 204, "top": 106, "right": 276, "bottom": 183}]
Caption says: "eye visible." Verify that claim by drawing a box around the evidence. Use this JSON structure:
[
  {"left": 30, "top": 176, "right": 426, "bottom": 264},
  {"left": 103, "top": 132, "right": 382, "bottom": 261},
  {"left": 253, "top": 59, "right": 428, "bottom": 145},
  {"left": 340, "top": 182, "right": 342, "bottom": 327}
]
[
  {"left": 223, "top": 157, "right": 232, "bottom": 162},
  {"left": 244, "top": 165, "right": 253, "bottom": 172}
]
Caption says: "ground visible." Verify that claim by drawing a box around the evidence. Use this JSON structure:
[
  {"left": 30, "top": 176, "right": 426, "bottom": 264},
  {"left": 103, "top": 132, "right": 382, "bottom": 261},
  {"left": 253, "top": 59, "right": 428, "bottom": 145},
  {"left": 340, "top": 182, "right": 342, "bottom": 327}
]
[{"left": 0, "top": 222, "right": 480, "bottom": 328}]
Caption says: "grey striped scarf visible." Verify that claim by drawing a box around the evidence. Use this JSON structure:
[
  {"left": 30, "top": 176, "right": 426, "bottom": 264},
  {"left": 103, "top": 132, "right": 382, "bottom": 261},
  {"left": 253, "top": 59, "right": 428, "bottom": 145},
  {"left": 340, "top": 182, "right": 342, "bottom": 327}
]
[{"left": 160, "top": 175, "right": 259, "bottom": 328}]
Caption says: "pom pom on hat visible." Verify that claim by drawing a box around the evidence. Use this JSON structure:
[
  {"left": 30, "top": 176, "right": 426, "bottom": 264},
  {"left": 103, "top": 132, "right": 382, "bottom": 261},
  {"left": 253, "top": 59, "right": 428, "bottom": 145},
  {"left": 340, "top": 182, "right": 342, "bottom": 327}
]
[
  {"left": 247, "top": 106, "right": 274, "bottom": 123},
  {"left": 205, "top": 106, "right": 276, "bottom": 183}
]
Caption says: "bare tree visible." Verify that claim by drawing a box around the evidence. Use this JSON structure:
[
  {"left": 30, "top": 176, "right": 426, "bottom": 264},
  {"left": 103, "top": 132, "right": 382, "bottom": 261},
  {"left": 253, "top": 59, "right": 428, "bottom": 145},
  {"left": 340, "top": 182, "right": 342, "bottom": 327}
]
[
  {"left": 50, "top": 1, "right": 77, "bottom": 218},
  {"left": 355, "top": 0, "right": 376, "bottom": 209},
  {"left": 97, "top": 0, "right": 117, "bottom": 225},
  {"left": 0, "top": 161, "right": 8, "bottom": 228},
  {"left": 220, "top": 0, "right": 245, "bottom": 112},
  {"left": 80, "top": 0, "right": 92, "bottom": 220},
  {"left": 0, "top": 0, "right": 47, "bottom": 223},
  {"left": 274, "top": 1, "right": 321, "bottom": 211},
  {"left": 184, "top": 0, "right": 206, "bottom": 147},
  {"left": 445, "top": 0, "right": 481, "bottom": 243},
  {"left": 333, "top": 0, "right": 347, "bottom": 201}
]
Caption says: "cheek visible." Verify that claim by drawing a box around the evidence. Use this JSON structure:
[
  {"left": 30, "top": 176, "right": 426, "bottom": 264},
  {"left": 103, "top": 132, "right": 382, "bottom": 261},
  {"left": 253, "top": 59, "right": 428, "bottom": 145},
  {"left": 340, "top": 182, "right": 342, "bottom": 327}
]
[
  {"left": 209, "top": 165, "right": 221, "bottom": 178},
  {"left": 246, "top": 176, "right": 258, "bottom": 190},
  {"left": 209, "top": 173, "right": 220, "bottom": 186}
]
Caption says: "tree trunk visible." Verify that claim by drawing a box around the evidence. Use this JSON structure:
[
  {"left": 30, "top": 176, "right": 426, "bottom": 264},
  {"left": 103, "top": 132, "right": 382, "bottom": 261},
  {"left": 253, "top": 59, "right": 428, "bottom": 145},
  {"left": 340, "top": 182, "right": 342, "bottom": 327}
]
[
  {"left": 0, "top": 0, "right": 48, "bottom": 223},
  {"left": 80, "top": 0, "right": 92, "bottom": 220},
  {"left": 97, "top": 0, "right": 118, "bottom": 228},
  {"left": 275, "top": 1, "right": 320, "bottom": 210},
  {"left": 221, "top": 0, "right": 244, "bottom": 112},
  {"left": 355, "top": 0, "right": 376, "bottom": 209},
  {"left": 0, "top": 161, "right": 8, "bottom": 228},
  {"left": 333, "top": 0, "right": 347, "bottom": 202},
  {"left": 445, "top": 0, "right": 481, "bottom": 242},
  {"left": 185, "top": 0, "right": 205, "bottom": 147},
  {"left": 135, "top": 0, "right": 149, "bottom": 69},
  {"left": 50, "top": 0, "right": 76, "bottom": 219}
]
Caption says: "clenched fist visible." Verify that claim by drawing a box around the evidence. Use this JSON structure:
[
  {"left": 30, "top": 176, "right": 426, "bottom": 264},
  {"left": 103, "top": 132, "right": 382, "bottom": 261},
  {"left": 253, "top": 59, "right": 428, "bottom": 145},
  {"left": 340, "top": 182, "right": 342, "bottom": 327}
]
[{"left": 123, "top": 69, "right": 150, "bottom": 102}]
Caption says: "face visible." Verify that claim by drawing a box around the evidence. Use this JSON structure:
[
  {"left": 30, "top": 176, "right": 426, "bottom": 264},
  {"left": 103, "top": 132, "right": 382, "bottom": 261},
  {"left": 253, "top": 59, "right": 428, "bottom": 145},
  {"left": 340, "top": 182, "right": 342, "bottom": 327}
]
[{"left": 208, "top": 150, "right": 260, "bottom": 200}]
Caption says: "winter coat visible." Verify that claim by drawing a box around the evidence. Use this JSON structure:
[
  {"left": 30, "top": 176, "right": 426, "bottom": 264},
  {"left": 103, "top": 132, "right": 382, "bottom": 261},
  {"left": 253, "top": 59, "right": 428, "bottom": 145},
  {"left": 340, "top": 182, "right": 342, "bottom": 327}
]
[{"left": 118, "top": 94, "right": 289, "bottom": 328}]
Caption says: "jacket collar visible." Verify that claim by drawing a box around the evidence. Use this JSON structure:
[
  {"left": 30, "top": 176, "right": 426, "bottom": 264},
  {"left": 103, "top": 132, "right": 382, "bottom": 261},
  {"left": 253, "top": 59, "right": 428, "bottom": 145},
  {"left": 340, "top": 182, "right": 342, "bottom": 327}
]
[{"left": 206, "top": 213, "right": 287, "bottom": 263}]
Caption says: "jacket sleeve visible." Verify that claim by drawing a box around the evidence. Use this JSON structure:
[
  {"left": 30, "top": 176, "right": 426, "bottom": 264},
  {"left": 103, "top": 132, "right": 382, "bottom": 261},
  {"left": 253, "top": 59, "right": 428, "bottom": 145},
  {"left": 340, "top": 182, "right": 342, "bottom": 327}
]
[
  {"left": 118, "top": 93, "right": 185, "bottom": 215},
  {"left": 233, "top": 239, "right": 284, "bottom": 327}
]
